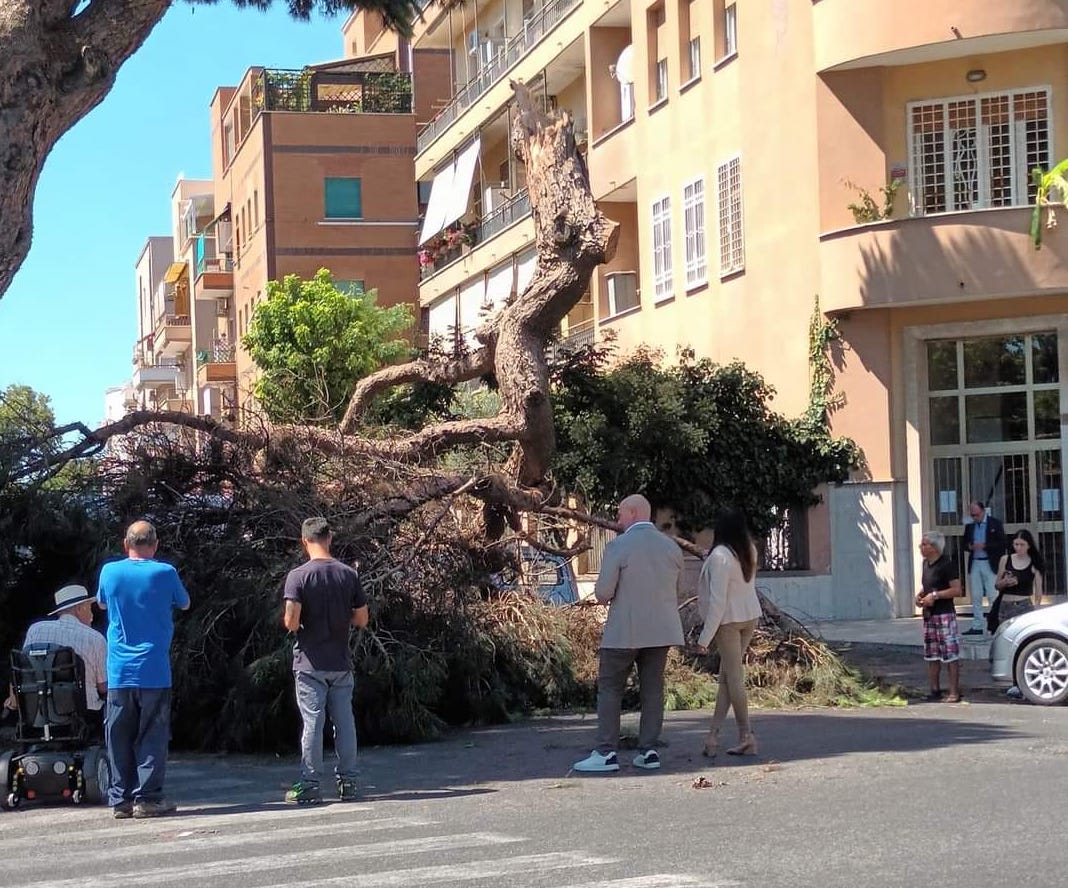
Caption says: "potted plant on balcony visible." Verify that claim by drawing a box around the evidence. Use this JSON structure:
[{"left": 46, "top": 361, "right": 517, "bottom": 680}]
[{"left": 418, "top": 248, "right": 436, "bottom": 277}]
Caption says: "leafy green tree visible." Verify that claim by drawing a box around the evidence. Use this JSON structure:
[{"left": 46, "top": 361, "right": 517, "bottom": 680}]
[
  {"left": 242, "top": 269, "right": 414, "bottom": 423},
  {"left": 550, "top": 346, "right": 861, "bottom": 537},
  {"left": 0, "top": 384, "right": 59, "bottom": 484}
]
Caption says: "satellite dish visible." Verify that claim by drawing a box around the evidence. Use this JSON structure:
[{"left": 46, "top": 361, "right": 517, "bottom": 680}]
[{"left": 615, "top": 45, "right": 634, "bottom": 85}]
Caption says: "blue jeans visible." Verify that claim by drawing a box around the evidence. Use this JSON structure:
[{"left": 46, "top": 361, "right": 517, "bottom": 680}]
[
  {"left": 294, "top": 670, "right": 358, "bottom": 787},
  {"left": 105, "top": 687, "right": 172, "bottom": 807}
]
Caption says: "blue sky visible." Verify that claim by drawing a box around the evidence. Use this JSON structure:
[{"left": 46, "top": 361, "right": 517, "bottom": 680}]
[{"left": 0, "top": 3, "right": 347, "bottom": 426}]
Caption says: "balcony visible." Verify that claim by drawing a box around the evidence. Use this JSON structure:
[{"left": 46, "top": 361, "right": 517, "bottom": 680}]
[
  {"left": 195, "top": 345, "right": 237, "bottom": 386},
  {"left": 419, "top": 191, "right": 532, "bottom": 281},
  {"left": 415, "top": 0, "right": 582, "bottom": 156},
  {"left": 252, "top": 67, "right": 413, "bottom": 116},
  {"left": 812, "top": 0, "right": 1068, "bottom": 72},
  {"left": 153, "top": 314, "right": 192, "bottom": 357},
  {"left": 132, "top": 360, "right": 182, "bottom": 391},
  {"left": 160, "top": 397, "right": 194, "bottom": 414},
  {"left": 818, "top": 206, "right": 1068, "bottom": 313}
]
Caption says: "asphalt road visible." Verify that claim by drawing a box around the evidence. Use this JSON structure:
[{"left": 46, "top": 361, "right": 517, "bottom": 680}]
[{"left": 3, "top": 698, "right": 1066, "bottom": 888}]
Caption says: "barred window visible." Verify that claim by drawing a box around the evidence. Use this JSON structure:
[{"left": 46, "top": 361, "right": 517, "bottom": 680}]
[
  {"left": 717, "top": 156, "right": 744, "bottom": 275},
  {"left": 908, "top": 88, "right": 1050, "bottom": 215}
]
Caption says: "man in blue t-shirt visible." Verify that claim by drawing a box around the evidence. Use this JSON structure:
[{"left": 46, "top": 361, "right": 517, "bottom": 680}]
[
  {"left": 282, "top": 516, "right": 368, "bottom": 804},
  {"left": 97, "top": 520, "right": 190, "bottom": 819}
]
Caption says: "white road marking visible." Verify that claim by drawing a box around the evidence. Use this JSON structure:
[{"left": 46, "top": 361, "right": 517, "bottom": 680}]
[{"left": 16, "top": 832, "right": 525, "bottom": 888}]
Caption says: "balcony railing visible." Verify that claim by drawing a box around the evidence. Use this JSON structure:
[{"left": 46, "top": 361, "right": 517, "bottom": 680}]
[
  {"left": 197, "top": 253, "right": 234, "bottom": 277},
  {"left": 480, "top": 190, "right": 531, "bottom": 241},
  {"left": 419, "top": 190, "right": 533, "bottom": 281},
  {"left": 196, "top": 343, "right": 237, "bottom": 365},
  {"left": 416, "top": 0, "right": 582, "bottom": 153},
  {"left": 253, "top": 68, "right": 413, "bottom": 117}
]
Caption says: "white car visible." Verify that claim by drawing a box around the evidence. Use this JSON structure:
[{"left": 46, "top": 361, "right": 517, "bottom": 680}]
[{"left": 990, "top": 600, "right": 1068, "bottom": 705}]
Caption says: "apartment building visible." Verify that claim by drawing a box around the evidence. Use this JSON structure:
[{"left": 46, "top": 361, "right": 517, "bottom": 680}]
[
  {"left": 109, "top": 20, "right": 452, "bottom": 427},
  {"left": 378, "top": 0, "right": 1068, "bottom": 620}
]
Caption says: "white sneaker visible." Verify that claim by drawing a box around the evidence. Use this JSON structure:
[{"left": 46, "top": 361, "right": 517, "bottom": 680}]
[
  {"left": 633, "top": 750, "right": 661, "bottom": 770},
  {"left": 573, "top": 750, "right": 620, "bottom": 772}
]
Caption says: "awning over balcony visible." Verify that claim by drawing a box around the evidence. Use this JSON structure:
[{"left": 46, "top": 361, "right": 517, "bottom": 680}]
[
  {"left": 516, "top": 250, "right": 538, "bottom": 295},
  {"left": 485, "top": 261, "right": 515, "bottom": 311},
  {"left": 427, "top": 293, "right": 457, "bottom": 340},
  {"left": 163, "top": 262, "right": 188, "bottom": 285},
  {"left": 418, "top": 137, "right": 481, "bottom": 245}
]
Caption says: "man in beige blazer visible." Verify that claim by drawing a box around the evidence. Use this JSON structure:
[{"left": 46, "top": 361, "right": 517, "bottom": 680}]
[{"left": 573, "top": 494, "right": 685, "bottom": 773}]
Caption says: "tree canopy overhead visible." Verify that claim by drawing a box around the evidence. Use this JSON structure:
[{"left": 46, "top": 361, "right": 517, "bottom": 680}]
[{"left": 0, "top": 0, "right": 424, "bottom": 301}]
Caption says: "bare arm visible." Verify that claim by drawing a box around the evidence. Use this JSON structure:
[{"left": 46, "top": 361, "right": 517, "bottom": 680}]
[
  {"left": 922, "top": 577, "right": 962, "bottom": 607},
  {"left": 1034, "top": 570, "right": 1043, "bottom": 606},
  {"left": 283, "top": 600, "right": 302, "bottom": 633},
  {"left": 351, "top": 605, "right": 369, "bottom": 628}
]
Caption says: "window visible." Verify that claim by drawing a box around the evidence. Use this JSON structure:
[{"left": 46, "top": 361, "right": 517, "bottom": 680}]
[
  {"left": 324, "top": 177, "right": 363, "bottom": 219},
  {"left": 683, "top": 178, "right": 707, "bottom": 287},
  {"left": 717, "top": 156, "right": 744, "bottom": 275},
  {"left": 223, "top": 122, "right": 235, "bottom": 167},
  {"left": 655, "top": 59, "right": 669, "bottom": 102},
  {"left": 620, "top": 81, "right": 635, "bottom": 122},
  {"left": 253, "top": 191, "right": 259, "bottom": 229},
  {"left": 335, "top": 279, "right": 366, "bottom": 296},
  {"left": 680, "top": 0, "right": 700, "bottom": 81},
  {"left": 648, "top": 4, "right": 667, "bottom": 105},
  {"left": 908, "top": 88, "right": 1050, "bottom": 215},
  {"left": 724, "top": 2, "right": 737, "bottom": 57},
  {"left": 651, "top": 195, "right": 673, "bottom": 301},
  {"left": 605, "top": 271, "right": 639, "bottom": 315}
]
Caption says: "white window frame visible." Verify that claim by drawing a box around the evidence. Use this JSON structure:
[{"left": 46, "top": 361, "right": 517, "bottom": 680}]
[
  {"left": 688, "top": 36, "right": 702, "bottom": 82},
  {"left": 651, "top": 194, "right": 674, "bottom": 302},
  {"left": 717, "top": 155, "right": 744, "bottom": 276},
  {"left": 655, "top": 58, "right": 669, "bottom": 103},
  {"left": 683, "top": 177, "right": 707, "bottom": 288},
  {"left": 724, "top": 3, "right": 738, "bottom": 58},
  {"left": 906, "top": 86, "right": 1052, "bottom": 216}
]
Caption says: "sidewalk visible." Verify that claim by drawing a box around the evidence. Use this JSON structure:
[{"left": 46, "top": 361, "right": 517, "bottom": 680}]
[{"left": 812, "top": 615, "right": 992, "bottom": 660}]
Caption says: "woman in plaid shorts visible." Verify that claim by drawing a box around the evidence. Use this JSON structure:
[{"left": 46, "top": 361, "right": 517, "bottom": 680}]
[{"left": 915, "top": 531, "right": 963, "bottom": 702}]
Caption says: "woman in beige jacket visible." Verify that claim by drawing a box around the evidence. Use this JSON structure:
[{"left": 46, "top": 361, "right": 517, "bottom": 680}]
[{"left": 694, "top": 508, "right": 763, "bottom": 757}]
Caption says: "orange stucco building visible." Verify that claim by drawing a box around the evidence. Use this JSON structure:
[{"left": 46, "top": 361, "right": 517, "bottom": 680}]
[{"left": 365, "top": 0, "right": 1068, "bottom": 618}]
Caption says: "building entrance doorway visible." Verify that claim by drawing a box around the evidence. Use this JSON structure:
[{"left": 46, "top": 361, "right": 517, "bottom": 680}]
[{"left": 925, "top": 331, "right": 1064, "bottom": 594}]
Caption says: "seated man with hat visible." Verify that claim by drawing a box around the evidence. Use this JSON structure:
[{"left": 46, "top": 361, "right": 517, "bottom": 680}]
[{"left": 22, "top": 584, "right": 108, "bottom": 723}]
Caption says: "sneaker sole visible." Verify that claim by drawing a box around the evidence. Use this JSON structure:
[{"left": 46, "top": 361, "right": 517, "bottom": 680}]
[
  {"left": 633, "top": 762, "right": 661, "bottom": 770},
  {"left": 286, "top": 797, "right": 323, "bottom": 805},
  {"left": 573, "top": 765, "right": 620, "bottom": 773}
]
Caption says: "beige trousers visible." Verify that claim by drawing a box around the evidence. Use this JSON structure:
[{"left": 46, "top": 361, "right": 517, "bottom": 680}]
[{"left": 710, "top": 619, "right": 758, "bottom": 736}]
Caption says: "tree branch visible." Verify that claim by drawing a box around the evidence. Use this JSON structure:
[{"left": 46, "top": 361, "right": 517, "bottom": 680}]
[{"left": 339, "top": 346, "right": 493, "bottom": 433}]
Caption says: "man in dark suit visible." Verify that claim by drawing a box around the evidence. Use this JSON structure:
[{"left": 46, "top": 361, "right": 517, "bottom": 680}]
[{"left": 962, "top": 500, "right": 1007, "bottom": 635}]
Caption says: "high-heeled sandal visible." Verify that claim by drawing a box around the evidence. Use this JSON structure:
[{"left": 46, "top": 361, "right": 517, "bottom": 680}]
[
  {"left": 701, "top": 728, "right": 719, "bottom": 758},
  {"left": 726, "top": 732, "right": 758, "bottom": 756}
]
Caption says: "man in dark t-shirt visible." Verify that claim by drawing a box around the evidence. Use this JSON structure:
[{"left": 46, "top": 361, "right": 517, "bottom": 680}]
[
  {"left": 282, "top": 517, "right": 368, "bottom": 804},
  {"left": 915, "top": 530, "right": 963, "bottom": 702}
]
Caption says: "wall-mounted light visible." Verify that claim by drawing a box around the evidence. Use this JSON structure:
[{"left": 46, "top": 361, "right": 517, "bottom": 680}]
[{"left": 966, "top": 68, "right": 987, "bottom": 83}]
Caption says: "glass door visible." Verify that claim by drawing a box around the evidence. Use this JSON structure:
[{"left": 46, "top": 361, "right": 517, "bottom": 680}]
[{"left": 926, "top": 332, "right": 1064, "bottom": 594}]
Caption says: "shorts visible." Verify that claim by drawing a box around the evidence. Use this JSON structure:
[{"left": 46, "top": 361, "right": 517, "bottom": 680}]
[{"left": 923, "top": 613, "right": 960, "bottom": 663}]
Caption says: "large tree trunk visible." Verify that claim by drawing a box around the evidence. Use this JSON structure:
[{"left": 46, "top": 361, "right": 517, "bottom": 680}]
[{"left": 0, "top": 0, "right": 170, "bottom": 297}]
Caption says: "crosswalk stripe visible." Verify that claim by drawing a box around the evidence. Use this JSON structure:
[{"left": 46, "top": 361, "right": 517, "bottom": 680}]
[
  {"left": 263, "top": 851, "right": 613, "bottom": 888},
  {"left": 16, "top": 831, "right": 526, "bottom": 888},
  {"left": 566, "top": 876, "right": 743, "bottom": 888},
  {"left": 8, "top": 816, "right": 432, "bottom": 866},
  {"left": 6, "top": 801, "right": 374, "bottom": 833}
]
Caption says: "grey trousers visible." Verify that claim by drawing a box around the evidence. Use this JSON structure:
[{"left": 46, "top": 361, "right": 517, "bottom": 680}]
[
  {"left": 594, "top": 646, "right": 670, "bottom": 753},
  {"left": 294, "top": 670, "right": 358, "bottom": 786}
]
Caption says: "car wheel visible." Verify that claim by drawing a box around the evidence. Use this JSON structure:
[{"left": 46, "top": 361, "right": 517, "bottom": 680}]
[{"left": 1014, "top": 637, "right": 1068, "bottom": 706}]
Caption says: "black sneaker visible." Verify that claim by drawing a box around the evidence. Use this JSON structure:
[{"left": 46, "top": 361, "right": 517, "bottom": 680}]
[
  {"left": 337, "top": 778, "right": 359, "bottom": 801},
  {"left": 113, "top": 802, "right": 134, "bottom": 819},
  {"left": 132, "top": 798, "right": 177, "bottom": 818},
  {"left": 963, "top": 628, "right": 985, "bottom": 636},
  {"left": 285, "top": 781, "right": 322, "bottom": 805}
]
